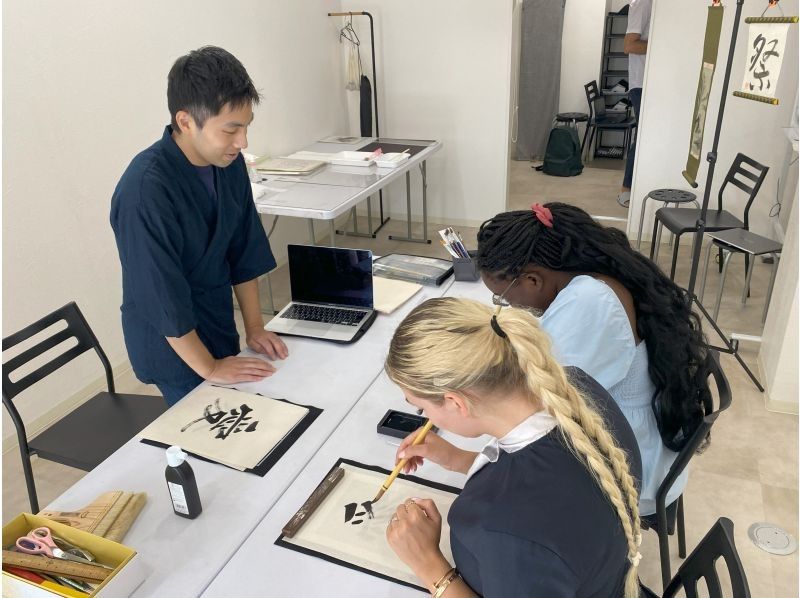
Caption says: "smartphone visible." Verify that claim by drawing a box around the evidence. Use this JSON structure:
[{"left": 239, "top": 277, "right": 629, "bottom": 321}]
[{"left": 377, "top": 409, "right": 436, "bottom": 439}]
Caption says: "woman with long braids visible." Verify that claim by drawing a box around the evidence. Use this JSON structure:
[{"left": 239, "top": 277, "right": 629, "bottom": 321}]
[
  {"left": 475, "top": 202, "right": 711, "bottom": 517},
  {"left": 384, "top": 298, "right": 643, "bottom": 597}
]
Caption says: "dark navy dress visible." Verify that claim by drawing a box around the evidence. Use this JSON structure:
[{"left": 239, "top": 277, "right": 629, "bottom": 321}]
[
  {"left": 448, "top": 368, "right": 643, "bottom": 597},
  {"left": 110, "top": 126, "right": 275, "bottom": 401}
]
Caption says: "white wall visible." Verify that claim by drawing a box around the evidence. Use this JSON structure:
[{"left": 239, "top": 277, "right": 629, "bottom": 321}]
[
  {"left": 559, "top": 0, "right": 608, "bottom": 114},
  {"left": 2, "top": 0, "right": 348, "bottom": 443},
  {"left": 630, "top": 0, "right": 799, "bottom": 242},
  {"left": 338, "top": 0, "right": 514, "bottom": 225},
  {"left": 759, "top": 194, "right": 799, "bottom": 412}
]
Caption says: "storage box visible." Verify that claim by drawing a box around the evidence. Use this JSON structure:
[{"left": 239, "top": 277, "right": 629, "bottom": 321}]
[{"left": 2, "top": 513, "right": 145, "bottom": 597}]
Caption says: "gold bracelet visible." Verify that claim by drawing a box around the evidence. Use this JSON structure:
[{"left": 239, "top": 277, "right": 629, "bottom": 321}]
[{"left": 431, "top": 568, "right": 460, "bottom": 598}]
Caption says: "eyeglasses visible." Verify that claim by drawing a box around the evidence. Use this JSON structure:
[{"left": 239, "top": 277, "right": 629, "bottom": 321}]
[{"left": 491, "top": 277, "right": 520, "bottom": 307}]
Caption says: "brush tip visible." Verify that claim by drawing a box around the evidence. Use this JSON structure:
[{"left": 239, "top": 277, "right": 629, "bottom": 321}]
[{"left": 372, "top": 489, "right": 385, "bottom": 504}]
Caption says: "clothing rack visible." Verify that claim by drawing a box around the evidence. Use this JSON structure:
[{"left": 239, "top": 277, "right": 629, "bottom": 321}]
[
  {"left": 684, "top": 0, "right": 764, "bottom": 390},
  {"left": 328, "top": 11, "right": 391, "bottom": 235}
]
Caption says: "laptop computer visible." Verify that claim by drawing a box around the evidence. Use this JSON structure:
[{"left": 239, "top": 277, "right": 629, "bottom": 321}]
[
  {"left": 593, "top": 97, "right": 629, "bottom": 124},
  {"left": 266, "top": 244, "right": 377, "bottom": 344}
]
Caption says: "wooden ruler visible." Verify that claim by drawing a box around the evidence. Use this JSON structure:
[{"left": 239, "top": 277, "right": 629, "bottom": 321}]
[
  {"left": 1, "top": 550, "right": 110, "bottom": 583},
  {"left": 282, "top": 467, "right": 344, "bottom": 538},
  {"left": 38, "top": 491, "right": 147, "bottom": 541}
]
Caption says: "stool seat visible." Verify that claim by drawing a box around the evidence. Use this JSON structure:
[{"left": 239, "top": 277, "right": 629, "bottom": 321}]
[
  {"left": 555, "top": 112, "right": 588, "bottom": 123},
  {"left": 636, "top": 188, "right": 700, "bottom": 251},
  {"left": 648, "top": 188, "right": 697, "bottom": 204},
  {"left": 707, "top": 228, "right": 783, "bottom": 256}
]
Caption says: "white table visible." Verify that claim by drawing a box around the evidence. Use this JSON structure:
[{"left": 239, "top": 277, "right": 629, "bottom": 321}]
[
  {"left": 255, "top": 138, "right": 442, "bottom": 246},
  {"left": 43, "top": 279, "right": 455, "bottom": 597},
  {"left": 201, "top": 280, "right": 493, "bottom": 597}
]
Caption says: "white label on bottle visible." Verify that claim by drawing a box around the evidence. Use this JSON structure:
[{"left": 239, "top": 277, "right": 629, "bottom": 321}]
[{"left": 168, "top": 482, "right": 190, "bottom": 515}]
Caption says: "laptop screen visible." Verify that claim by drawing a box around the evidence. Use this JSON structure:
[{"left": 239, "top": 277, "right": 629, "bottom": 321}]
[{"left": 288, "top": 245, "right": 374, "bottom": 308}]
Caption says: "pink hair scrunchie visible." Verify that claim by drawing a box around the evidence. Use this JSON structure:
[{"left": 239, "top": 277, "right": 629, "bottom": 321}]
[{"left": 531, "top": 203, "right": 554, "bottom": 228}]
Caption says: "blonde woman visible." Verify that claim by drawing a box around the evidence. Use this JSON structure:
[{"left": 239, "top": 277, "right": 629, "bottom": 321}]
[{"left": 384, "top": 297, "right": 644, "bottom": 598}]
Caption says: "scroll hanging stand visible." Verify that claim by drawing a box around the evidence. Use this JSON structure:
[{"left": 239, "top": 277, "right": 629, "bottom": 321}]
[
  {"left": 329, "top": 11, "right": 390, "bottom": 239},
  {"left": 682, "top": 0, "right": 796, "bottom": 391}
]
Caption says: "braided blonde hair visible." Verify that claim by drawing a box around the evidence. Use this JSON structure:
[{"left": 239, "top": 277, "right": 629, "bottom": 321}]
[{"left": 385, "top": 297, "right": 642, "bottom": 597}]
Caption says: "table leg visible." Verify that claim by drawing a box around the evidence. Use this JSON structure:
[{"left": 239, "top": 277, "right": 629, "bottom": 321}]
[
  {"left": 329, "top": 220, "right": 336, "bottom": 247},
  {"left": 336, "top": 197, "right": 378, "bottom": 239},
  {"left": 308, "top": 219, "right": 316, "bottom": 245},
  {"left": 388, "top": 162, "right": 432, "bottom": 244}
]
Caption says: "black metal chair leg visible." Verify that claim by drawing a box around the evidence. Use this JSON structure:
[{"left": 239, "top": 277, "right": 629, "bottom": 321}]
[
  {"left": 718, "top": 246, "right": 723, "bottom": 273},
  {"left": 744, "top": 253, "right": 751, "bottom": 298},
  {"left": 581, "top": 123, "right": 591, "bottom": 156},
  {"left": 658, "top": 508, "right": 672, "bottom": 589},
  {"left": 650, "top": 217, "right": 660, "bottom": 260},
  {"left": 20, "top": 448, "right": 39, "bottom": 513},
  {"left": 670, "top": 234, "right": 681, "bottom": 280},
  {"left": 677, "top": 495, "right": 687, "bottom": 558}
]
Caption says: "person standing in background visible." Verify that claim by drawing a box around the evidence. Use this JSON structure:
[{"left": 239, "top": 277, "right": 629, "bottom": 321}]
[{"left": 619, "top": 0, "right": 653, "bottom": 207}]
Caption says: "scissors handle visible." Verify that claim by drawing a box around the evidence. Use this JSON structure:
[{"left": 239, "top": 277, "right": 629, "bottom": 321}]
[
  {"left": 29, "top": 527, "right": 58, "bottom": 548},
  {"left": 16, "top": 537, "right": 53, "bottom": 557}
]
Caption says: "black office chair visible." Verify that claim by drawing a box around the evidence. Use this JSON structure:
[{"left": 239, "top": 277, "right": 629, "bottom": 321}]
[
  {"left": 640, "top": 350, "right": 732, "bottom": 589},
  {"left": 583, "top": 80, "right": 637, "bottom": 160},
  {"left": 649, "top": 153, "right": 769, "bottom": 280},
  {"left": 3, "top": 302, "right": 168, "bottom": 513},
  {"left": 641, "top": 518, "right": 751, "bottom": 598}
]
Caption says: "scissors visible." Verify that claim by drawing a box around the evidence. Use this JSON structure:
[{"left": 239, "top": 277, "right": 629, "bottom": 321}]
[{"left": 16, "top": 527, "right": 112, "bottom": 569}]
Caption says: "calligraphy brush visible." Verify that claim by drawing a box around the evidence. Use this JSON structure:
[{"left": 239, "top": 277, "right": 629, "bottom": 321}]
[{"left": 371, "top": 419, "right": 435, "bottom": 505}]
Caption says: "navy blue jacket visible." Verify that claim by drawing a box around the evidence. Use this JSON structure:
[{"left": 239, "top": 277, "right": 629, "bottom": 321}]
[
  {"left": 110, "top": 126, "right": 275, "bottom": 387},
  {"left": 448, "top": 367, "right": 642, "bottom": 597}
]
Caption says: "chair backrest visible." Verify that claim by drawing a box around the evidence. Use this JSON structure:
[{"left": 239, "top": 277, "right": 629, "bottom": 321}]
[
  {"left": 655, "top": 350, "right": 731, "bottom": 510},
  {"left": 584, "top": 80, "right": 604, "bottom": 120},
  {"left": 717, "top": 153, "right": 769, "bottom": 229},
  {"left": 2, "top": 302, "right": 114, "bottom": 404},
  {"left": 663, "top": 517, "right": 751, "bottom": 597}
]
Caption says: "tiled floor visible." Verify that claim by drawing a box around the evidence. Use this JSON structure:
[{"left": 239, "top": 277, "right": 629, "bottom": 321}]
[{"left": 3, "top": 160, "right": 796, "bottom": 595}]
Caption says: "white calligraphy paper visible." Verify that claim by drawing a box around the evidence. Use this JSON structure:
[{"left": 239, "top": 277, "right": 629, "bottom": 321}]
[
  {"left": 282, "top": 462, "right": 458, "bottom": 589},
  {"left": 139, "top": 386, "right": 308, "bottom": 471},
  {"left": 741, "top": 23, "right": 789, "bottom": 98}
]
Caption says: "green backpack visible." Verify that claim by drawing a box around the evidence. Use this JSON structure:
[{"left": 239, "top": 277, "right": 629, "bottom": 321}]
[{"left": 539, "top": 126, "right": 583, "bottom": 177}]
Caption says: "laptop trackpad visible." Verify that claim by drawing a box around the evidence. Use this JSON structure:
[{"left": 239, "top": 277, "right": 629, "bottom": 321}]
[{"left": 287, "top": 321, "right": 335, "bottom": 336}]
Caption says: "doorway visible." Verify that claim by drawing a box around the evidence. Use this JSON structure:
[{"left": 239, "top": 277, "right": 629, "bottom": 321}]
[{"left": 507, "top": 0, "right": 633, "bottom": 229}]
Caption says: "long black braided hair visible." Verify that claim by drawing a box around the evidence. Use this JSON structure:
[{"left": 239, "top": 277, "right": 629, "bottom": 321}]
[{"left": 476, "top": 203, "right": 711, "bottom": 452}]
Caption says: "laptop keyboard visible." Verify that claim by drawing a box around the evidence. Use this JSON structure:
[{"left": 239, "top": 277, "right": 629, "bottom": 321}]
[{"left": 281, "top": 304, "right": 367, "bottom": 326}]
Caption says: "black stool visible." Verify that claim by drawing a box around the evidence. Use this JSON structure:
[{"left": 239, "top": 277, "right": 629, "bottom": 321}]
[
  {"left": 555, "top": 112, "right": 589, "bottom": 155},
  {"left": 637, "top": 188, "right": 699, "bottom": 252}
]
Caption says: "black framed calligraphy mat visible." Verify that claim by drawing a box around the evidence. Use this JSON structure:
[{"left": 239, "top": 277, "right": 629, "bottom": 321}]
[
  {"left": 276, "top": 458, "right": 461, "bottom": 591},
  {"left": 139, "top": 386, "right": 321, "bottom": 477}
]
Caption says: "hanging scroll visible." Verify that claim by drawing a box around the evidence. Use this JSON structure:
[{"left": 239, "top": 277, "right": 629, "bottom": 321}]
[
  {"left": 683, "top": 5, "right": 725, "bottom": 187},
  {"left": 733, "top": 15, "right": 798, "bottom": 105}
]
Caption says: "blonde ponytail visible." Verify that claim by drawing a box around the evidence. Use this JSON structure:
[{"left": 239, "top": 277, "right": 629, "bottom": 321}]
[{"left": 386, "top": 298, "right": 642, "bottom": 597}]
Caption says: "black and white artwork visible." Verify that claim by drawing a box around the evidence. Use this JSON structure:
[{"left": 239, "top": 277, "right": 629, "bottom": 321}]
[
  {"left": 280, "top": 461, "right": 458, "bottom": 589},
  {"left": 741, "top": 23, "right": 789, "bottom": 99},
  {"left": 139, "top": 386, "right": 309, "bottom": 471}
]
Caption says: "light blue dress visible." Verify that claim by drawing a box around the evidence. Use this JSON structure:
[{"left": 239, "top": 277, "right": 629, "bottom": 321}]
[{"left": 539, "top": 275, "right": 687, "bottom": 516}]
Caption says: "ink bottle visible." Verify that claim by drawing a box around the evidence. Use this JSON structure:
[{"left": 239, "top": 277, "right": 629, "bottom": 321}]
[{"left": 165, "top": 446, "right": 202, "bottom": 519}]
